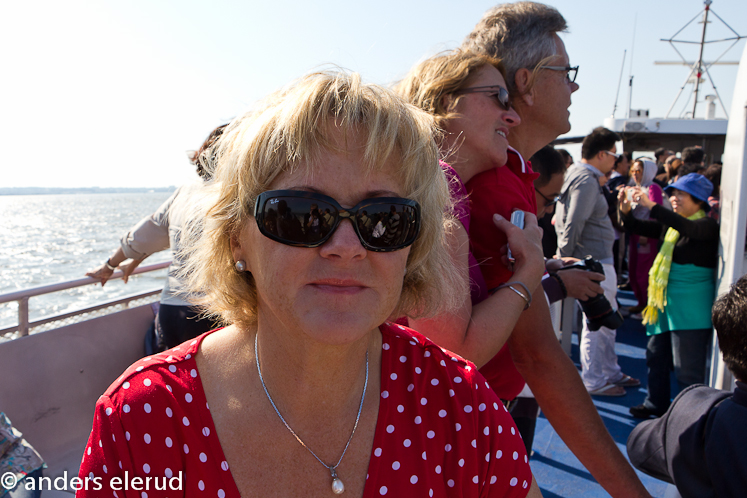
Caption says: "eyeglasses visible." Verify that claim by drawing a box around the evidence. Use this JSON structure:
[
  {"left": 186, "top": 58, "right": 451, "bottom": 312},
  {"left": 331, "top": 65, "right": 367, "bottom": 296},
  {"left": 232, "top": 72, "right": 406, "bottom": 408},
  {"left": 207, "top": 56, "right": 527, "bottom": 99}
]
[
  {"left": 253, "top": 190, "right": 421, "bottom": 252},
  {"left": 541, "top": 65, "right": 579, "bottom": 83},
  {"left": 534, "top": 187, "right": 561, "bottom": 208},
  {"left": 604, "top": 150, "right": 621, "bottom": 159},
  {"left": 454, "top": 85, "right": 512, "bottom": 111}
]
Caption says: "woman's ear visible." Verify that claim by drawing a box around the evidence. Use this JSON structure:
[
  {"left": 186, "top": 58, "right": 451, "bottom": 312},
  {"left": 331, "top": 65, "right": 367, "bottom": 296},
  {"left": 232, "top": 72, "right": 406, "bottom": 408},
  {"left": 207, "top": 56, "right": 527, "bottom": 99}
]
[
  {"left": 230, "top": 232, "right": 247, "bottom": 270},
  {"left": 440, "top": 93, "right": 455, "bottom": 112}
]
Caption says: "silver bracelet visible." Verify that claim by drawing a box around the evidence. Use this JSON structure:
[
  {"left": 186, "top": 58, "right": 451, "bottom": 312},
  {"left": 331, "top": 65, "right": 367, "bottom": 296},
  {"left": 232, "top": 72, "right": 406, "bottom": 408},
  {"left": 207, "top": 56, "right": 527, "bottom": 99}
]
[
  {"left": 104, "top": 259, "right": 117, "bottom": 271},
  {"left": 491, "top": 281, "right": 532, "bottom": 310}
]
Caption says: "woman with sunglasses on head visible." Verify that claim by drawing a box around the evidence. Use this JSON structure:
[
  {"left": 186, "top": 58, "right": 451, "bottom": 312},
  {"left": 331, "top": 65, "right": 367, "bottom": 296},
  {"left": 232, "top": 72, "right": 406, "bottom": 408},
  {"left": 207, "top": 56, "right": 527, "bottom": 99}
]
[
  {"left": 77, "top": 71, "right": 540, "bottom": 498},
  {"left": 618, "top": 173, "right": 718, "bottom": 419},
  {"left": 396, "top": 49, "right": 546, "bottom": 377}
]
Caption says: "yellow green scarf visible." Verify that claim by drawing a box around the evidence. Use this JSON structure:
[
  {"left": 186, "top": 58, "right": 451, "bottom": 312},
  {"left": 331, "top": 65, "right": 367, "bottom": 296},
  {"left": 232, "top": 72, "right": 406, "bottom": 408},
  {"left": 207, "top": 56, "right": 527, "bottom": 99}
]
[{"left": 642, "top": 209, "right": 706, "bottom": 325}]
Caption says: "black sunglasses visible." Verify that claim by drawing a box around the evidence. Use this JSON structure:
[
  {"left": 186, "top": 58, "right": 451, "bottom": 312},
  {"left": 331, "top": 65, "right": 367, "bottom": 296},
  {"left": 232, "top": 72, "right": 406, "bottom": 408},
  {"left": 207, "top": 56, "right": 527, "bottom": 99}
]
[
  {"left": 535, "top": 186, "right": 560, "bottom": 208},
  {"left": 455, "top": 85, "right": 512, "bottom": 111},
  {"left": 541, "top": 65, "right": 579, "bottom": 83},
  {"left": 253, "top": 190, "right": 421, "bottom": 252}
]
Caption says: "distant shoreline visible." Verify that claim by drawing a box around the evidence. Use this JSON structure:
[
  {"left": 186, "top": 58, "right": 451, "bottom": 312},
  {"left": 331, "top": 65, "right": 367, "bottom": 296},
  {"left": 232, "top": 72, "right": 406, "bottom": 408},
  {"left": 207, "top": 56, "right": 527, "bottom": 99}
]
[{"left": 0, "top": 187, "right": 177, "bottom": 196}]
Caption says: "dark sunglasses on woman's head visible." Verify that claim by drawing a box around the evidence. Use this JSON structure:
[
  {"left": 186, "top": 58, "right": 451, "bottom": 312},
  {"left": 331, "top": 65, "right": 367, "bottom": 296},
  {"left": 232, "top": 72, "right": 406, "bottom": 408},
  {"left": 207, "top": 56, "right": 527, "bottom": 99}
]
[
  {"left": 254, "top": 190, "right": 421, "bottom": 252},
  {"left": 455, "top": 85, "right": 512, "bottom": 111}
]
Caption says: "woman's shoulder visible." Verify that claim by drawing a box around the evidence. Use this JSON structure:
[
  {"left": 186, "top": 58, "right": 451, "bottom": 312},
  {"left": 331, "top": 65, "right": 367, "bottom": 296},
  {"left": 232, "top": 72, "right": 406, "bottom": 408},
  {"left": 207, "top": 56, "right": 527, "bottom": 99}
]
[{"left": 100, "top": 331, "right": 214, "bottom": 410}]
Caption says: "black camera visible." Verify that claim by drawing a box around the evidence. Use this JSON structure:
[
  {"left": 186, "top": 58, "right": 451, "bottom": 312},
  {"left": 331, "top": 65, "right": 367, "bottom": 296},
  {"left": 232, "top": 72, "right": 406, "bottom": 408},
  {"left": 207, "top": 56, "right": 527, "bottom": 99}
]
[{"left": 557, "top": 256, "right": 624, "bottom": 331}]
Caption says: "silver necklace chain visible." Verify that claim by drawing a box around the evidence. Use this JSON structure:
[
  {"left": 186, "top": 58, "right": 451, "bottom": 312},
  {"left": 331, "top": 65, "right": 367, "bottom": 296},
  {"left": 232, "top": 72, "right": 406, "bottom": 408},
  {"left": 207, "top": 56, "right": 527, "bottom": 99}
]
[{"left": 254, "top": 333, "right": 368, "bottom": 493}]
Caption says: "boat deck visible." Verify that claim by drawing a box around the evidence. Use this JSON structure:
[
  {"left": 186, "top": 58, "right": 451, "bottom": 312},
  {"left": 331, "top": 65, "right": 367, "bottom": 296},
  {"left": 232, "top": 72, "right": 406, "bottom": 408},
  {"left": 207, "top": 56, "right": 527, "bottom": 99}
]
[{"left": 530, "top": 290, "right": 673, "bottom": 497}]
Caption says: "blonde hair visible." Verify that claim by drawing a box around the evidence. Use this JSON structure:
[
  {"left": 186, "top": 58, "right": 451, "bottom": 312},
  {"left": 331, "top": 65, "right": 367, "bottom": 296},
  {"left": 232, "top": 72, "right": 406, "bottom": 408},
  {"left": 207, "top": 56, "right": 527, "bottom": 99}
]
[
  {"left": 395, "top": 49, "right": 505, "bottom": 132},
  {"left": 180, "top": 70, "right": 464, "bottom": 327}
]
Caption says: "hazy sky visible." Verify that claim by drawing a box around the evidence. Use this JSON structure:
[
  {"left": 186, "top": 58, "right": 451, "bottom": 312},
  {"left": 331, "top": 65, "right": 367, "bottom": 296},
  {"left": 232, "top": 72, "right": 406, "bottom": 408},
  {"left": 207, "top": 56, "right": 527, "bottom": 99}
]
[{"left": 3, "top": 0, "right": 745, "bottom": 188}]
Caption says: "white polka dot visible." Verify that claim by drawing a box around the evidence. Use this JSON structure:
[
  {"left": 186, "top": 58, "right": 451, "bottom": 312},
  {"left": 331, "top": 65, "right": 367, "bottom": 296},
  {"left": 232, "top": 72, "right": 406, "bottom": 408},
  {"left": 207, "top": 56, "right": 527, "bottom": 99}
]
[
  {"left": 471, "top": 439, "right": 477, "bottom": 448},
  {"left": 221, "top": 461, "right": 229, "bottom": 471},
  {"left": 410, "top": 475, "right": 418, "bottom": 484},
  {"left": 144, "top": 434, "right": 151, "bottom": 444},
  {"left": 143, "top": 378, "right": 151, "bottom": 387},
  {"left": 422, "top": 451, "right": 427, "bottom": 460},
  {"left": 165, "top": 468, "right": 172, "bottom": 479},
  {"left": 98, "top": 440, "right": 102, "bottom": 447},
  {"left": 494, "top": 402, "right": 499, "bottom": 410},
  {"left": 424, "top": 351, "right": 431, "bottom": 357},
  {"left": 397, "top": 405, "right": 404, "bottom": 413},
  {"left": 123, "top": 404, "right": 131, "bottom": 413},
  {"left": 407, "top": 384, "right": 415, "bottom": 392},
  {"left": 430, "top": 378, "right": 439, "bottom": 386},
  {"left": 399, "top": 355, "right": 407, "bottom": 363},
  {"left": 479, "top": 403, "right": 486, "bottom": 411},
  {"left": 123, "top": 381, "right": 131, "bottom": 390},
  {"left": 390, "top": 373, "right": 397, "bottom": 380},
  {"left": 381, "top": 391, "right": 389, "bottom": 399},
  {"left": 198, "top": 481, "right": 205, "bottom": 491},
  {"left": 438, "top": 409, "right": 447, "bottom": 418},
  {"left": 496, "top": 450, "right": 503, "bottom": 459},
  {"left": 218, "top": 489, "right": 226, "bottom": 498},
  {"left": 485, "top": 452, "right": 491, "bottom": 462},
  {"left": 490, "top": 476, "right": 497, "bottom": 484},
  {"left": 445, "top": 444, "right": 452, "bottom": 452},
  {"left": 464, "top": 405, "right": 473, "bottom": 413},
  {"left": 458, "top": 458, "right": 465, "bottom": 467},
  {"left": 190, "top": 369, "right": 197, "bottom": 378},
  {"left": 386, "top": 425, "right": 395, "bottom": 433},
  {"left": 435, "top": 465, "right": 441, "bottom": 474},
  {"left": 429, "top": 490, "right": 433, "bottom": 497},
  {"left": 392, "top": 461, "right": 400, "bottom": 470},
  {"left": 409, "top": 340, "right": 416, "bottom": 346},
  {"left": 182, "top": 416, "right": 190, "bottom": 426},
  {"left": 473, "top": 475, "right": 479, "bottom": 484},
  {"left": 143, "top": 464, "right": 150, "bottom": 474},
  {"left": 166, "top": 385, "right": 172, "bottom": 392},
  {"left": 136, "top": 366, "right": 143, "bottom": 372},
  {"left": 382, "top": 343, "right": 390, "bottom": 350},
  {"left": 185, "top": 354, "right": 192, "bottom": 360},
  {"left": 510, "top": 477, "right": 518, "bottom": 487},
  {"left": 525, "top": 455, "right": 528, "bottom": 463},
  {"left": 449, "top": 389, "right": 455, "bottom": 397},
  {"left": 119, "top": 461, "right": 122, "bottom": 469},
  {"left": 113, "top": 491, "right": 118, "bottom": 498},
  {"left": 379, "top": 486, "right": 387, "bottom": 495},
  {"left": 414, "top": 416, "right": 422, "bottom": 424},
  {"left": 144, "top": 403, "right": 151, "bottom": 413},
  {"left": 440, "top": 360, "right": 446, "bottom": 367},
  {"left": 454, "top": 376, "right": 462, "bottom": 383},
  {"left": 141, "top": 492, "right": 147, "bottom": 498},
  {"left": 511, "top": 427, "right": 516, "bottom": 435},
  {"left": 185, "top": 393, "right": 193, "bottom": 403},
  {"left": 202, "top": 427, "right": 210, "bottom": 437},
  {"left": 420, "top": 397, "right": 427, "bottom": 405},
  {"left": 165, "top": 437, "right": 173, "bottom": 447},
  {"left": 498, "top": 425, "right": 503, "bottom": 434},
  {"left": 183, "top": 444, "right": 189, "bottom": 454},
  {"left": 168, "top": 365, "right": 177, "bottom": 373},
  {"left": 403, "top": 439, "right": 411, "bottom": 447},
  {"left": 523, "top": 480, "right": 528, "bottom": 489},
  {"left": 447, "top": 479, "right": 455, "bottom": 487},
  {"left": 199, "top": 452, "right": 207, "bottom": 463},
  {"left": 166, "top": 407, "right": 173, "bottom": 418},
  {"left": 455, "top": 423, "right": 461, "bottom": 431},
  {"left": 125, "top": 431, "right": 130, "bottom": 441},
  {"left": 374, "top": 448, "right": 382, "bottom": 457},
  {"left": 415, "top": 367, "right": 422, "bottom": 374},
  {"left": 89, "top": 472, "right": 94, "bottom": 480},
  {"left": 513, "top": 451, "right": 519, "bottom": 460},
  {"left": 103, "top": 465, "right": 108, "bottom": 474},
  {"left": 426, "top": 430, "right": 435, "bottom": 439},
  {"left": 483, "top": 427, "right": 490, "bottom": 435}
]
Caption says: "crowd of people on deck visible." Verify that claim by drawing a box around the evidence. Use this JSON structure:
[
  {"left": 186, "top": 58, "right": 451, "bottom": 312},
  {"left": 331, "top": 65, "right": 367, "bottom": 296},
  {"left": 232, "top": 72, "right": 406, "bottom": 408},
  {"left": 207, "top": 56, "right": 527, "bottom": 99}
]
[{"left": 5, "top": 2, "right": 741, "bottom": 498}]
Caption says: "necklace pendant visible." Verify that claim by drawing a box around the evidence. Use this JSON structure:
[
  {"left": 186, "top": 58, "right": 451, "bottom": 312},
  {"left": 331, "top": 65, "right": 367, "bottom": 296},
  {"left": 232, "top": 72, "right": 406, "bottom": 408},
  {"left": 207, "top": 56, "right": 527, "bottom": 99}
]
[
  {"left": 330, "top": 468, "right": 345, "bottom": 495},
  {"left": 331, "top": 477, "right": 345, "bottom": 494}
]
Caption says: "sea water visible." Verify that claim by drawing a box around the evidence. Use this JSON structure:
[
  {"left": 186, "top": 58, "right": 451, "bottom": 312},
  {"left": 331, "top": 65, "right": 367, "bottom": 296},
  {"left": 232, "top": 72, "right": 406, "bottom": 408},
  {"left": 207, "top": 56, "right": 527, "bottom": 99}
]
[{"left": 0, "top": 192, "right": 175, "bottom": 330}]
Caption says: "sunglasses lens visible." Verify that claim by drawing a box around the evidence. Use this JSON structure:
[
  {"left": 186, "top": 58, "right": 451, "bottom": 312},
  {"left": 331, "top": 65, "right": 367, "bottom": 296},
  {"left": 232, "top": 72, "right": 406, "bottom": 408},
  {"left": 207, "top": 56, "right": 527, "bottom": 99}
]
[
  {"left": 355, "top": 201, "right": 419, "bottom": 251},
  {"left": 258, "top": 195, "right": 338, "bottom": 246}
]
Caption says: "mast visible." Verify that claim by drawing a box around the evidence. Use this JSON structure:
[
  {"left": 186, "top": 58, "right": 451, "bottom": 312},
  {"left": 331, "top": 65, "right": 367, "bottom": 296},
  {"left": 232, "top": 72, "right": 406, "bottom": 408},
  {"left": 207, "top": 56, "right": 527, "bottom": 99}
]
[{"left": 691, "top": 0, "right": 711, "bottom": 118}]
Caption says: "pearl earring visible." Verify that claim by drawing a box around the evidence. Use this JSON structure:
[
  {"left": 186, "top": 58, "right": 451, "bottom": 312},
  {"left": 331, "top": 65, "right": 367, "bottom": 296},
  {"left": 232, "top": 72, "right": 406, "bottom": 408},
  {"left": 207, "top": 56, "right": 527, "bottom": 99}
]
[{"left": 235, "top": 260, "right": 246, "bottom": 272}]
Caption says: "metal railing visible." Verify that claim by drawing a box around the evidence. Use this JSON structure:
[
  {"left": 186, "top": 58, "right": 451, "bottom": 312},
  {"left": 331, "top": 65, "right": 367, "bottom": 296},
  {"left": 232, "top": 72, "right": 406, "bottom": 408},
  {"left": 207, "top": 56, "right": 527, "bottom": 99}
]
[{"left": 0, "top": 262, "right": 171, "bottom": 337}]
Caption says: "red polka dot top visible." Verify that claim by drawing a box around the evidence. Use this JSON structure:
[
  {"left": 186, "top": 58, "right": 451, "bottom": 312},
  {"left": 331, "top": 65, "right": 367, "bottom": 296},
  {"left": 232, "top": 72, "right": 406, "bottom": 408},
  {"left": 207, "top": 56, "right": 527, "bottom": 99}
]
[{"left": 77, "top": 323, "right": 532, "bottom": 497}]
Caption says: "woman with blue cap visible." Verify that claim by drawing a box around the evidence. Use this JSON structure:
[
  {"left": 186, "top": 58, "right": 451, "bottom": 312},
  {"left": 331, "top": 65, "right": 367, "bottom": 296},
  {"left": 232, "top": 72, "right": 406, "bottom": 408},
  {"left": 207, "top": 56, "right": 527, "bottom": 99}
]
[{"left": 618, "top": 173, "right": 718, "bottom": 419}]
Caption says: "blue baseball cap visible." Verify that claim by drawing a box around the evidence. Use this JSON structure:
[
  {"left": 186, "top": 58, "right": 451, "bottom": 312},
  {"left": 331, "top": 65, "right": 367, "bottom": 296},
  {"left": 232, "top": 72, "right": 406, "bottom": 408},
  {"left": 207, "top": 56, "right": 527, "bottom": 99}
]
[{"left": 665, "top": 173, "right": 714, "bottom": 205}]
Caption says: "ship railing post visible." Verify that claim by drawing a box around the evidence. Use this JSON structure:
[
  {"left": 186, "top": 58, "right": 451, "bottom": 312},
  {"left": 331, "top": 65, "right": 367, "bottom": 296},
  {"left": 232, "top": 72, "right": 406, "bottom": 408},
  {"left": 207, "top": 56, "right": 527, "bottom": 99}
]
[{"left": 19, "top": 297, "right": 30, "bottom": 337}]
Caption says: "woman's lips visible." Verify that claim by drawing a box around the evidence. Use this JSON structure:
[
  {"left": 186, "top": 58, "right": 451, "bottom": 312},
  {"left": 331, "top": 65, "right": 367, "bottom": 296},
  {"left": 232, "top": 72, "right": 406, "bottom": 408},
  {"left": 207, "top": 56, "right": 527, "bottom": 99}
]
[{"left": 308, "top": 279, "right": 368, "bottom": 294}]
